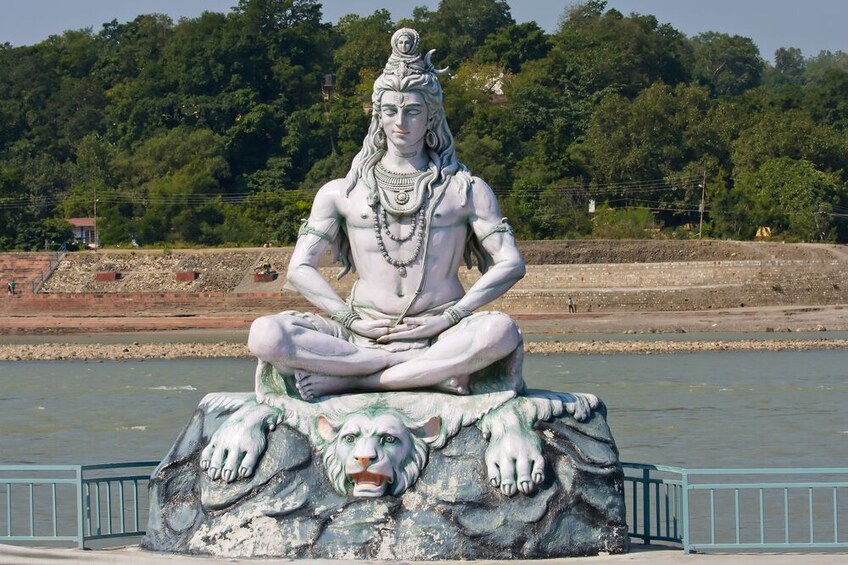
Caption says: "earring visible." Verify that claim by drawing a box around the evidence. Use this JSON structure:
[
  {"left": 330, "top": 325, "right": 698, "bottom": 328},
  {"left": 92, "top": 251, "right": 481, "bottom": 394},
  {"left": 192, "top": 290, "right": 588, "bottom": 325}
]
[
  {"left": 374, "top": 129, "right": 387, "bottom": 148},
  {"left": 425, "top": 129, "right": 437, "bottom": 149}
]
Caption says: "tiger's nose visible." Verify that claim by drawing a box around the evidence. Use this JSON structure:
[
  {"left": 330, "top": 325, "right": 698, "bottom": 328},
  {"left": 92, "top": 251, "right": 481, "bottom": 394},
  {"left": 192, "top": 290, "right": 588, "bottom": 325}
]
[{"left": 356, "top": 455, "right": 375, "bottom": 469}]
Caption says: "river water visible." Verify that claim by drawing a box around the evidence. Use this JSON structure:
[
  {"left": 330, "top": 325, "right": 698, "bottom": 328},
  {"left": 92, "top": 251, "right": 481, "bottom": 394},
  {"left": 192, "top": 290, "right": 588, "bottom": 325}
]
[{"left": 1, "top": 350, "right": 846, "bottom": 469}]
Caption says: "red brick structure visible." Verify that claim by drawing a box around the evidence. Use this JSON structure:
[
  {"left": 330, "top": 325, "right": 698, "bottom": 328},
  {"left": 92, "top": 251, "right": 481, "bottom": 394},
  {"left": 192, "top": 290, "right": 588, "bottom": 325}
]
[{"left": 176, "top": 271, "right": 200, "bottom": 281}]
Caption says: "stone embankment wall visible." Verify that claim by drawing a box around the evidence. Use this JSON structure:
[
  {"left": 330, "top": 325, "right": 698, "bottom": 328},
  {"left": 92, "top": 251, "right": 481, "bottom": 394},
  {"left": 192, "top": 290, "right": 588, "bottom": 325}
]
[
  {"left": 1, "top": 242, "right": 846, "bottom": 316},
  {"left": 482, "top": 259, "right": 848, "bottom": 313}
]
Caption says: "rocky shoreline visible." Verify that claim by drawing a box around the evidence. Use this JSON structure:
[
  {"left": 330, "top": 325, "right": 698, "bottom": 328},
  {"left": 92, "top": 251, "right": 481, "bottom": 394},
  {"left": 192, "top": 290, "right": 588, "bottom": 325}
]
[{"left": 1, "top": 337, "right": 846, "bottom": 361}]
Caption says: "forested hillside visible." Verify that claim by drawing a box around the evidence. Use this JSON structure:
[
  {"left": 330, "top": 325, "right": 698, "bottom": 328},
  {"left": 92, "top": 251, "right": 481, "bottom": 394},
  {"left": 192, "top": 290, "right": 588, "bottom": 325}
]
[{"left": 1, "top": 0, "right": 847, "bottom": 250}]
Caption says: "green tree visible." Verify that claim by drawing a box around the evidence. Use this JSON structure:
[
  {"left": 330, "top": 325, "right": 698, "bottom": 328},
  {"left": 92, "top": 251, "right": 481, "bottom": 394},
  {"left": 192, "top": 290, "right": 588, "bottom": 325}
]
[
  {"left": 109, "top": 128, "right": 230, "bottom": 245},
  {"left": 803, "top": 67, "right": 848, "bottom": 133},
  {"left": 552, "top": 2, "right": 692, "bottom": 100},
  {"left": 473, "top": 22, "right": 550, "bottom": 73},
  {"left": 401, "top": 0, "right": 514, "bottom": 70},
  {"left": 591, "top": 204, "right": 660, "bottom": 239},
  {"left": 333, "top": 10, "right": 394, "bottom": 95},
  {"left": 743, "top": 157, "right": 841, "bottom": 241},
  {"left": 215, "top": 189, "right": 313, "bottom": 244},
  {"left": 575, "top": 82, "right": 712, "bottom": 225},
  {"left": 690, "top": 32, "right": 764, "bottom": 97},
  {"left": 731, "top": 108, "right": 848, "bottom": 178}
]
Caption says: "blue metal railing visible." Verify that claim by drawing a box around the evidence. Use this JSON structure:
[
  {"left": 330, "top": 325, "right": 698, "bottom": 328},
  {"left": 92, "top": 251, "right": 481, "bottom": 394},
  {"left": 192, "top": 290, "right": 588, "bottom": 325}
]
[
  {"left": 622, "top": 463, "right": 848, "bottom": 553},
  {"left": 29, "top": 243, "right": 67, "bottom": 294},
  {"left": 3, "top": 461, "right": 846, "bottom": 552},
  {"left": 0, "top": 461, "right": 158, "bottom": 549}
]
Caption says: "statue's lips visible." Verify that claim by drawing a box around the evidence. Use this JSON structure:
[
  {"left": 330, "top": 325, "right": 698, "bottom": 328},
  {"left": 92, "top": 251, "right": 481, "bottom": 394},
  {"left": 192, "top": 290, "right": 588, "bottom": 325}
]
[{"left": 349, "top": 470, "right": 389, "bottom": 486}]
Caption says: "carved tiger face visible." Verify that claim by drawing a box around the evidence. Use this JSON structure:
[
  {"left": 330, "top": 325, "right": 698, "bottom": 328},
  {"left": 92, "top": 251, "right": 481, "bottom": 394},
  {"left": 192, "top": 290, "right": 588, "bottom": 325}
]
[{"left": 317, "top": 411, "right": 441, "bottom": 497}]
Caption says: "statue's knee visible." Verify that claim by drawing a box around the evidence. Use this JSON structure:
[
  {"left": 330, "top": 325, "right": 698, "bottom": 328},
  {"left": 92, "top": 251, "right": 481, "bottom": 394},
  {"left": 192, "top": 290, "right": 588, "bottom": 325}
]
[
  {"left": 248, "top": 315, "right": 295, "bottom": 360},
  {"left": 476, "top": 312, "right": 520, "bottom": 348}
]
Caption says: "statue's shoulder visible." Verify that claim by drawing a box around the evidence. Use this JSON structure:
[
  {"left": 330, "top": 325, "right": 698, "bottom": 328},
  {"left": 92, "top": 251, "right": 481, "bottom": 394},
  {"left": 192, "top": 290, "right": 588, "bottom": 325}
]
[
  {"left": 310, "top": 178, "right": 350, "bottom": 210},
  {"left": 469, "top": 175, "right": 494, "bottom": 193},
  {"left": 316, "top": 177, "right": 349, "bottom": 198}
]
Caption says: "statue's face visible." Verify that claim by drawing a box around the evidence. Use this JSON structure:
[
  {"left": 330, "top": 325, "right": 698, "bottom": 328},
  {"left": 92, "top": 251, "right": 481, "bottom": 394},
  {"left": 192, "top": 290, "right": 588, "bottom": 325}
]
[
  {"left": 380, "top": 90, "right": 427, "bottom": 153},
  {"left": 396, "top": 33, "right": 413, "bottom": 54}
]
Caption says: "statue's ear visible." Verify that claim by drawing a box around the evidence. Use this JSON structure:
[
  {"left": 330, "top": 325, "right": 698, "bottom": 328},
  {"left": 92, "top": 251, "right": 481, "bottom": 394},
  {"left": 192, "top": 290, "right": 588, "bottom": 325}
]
[
  {"left": 411, "top": 416, "right": 441, "bottom": 444},
  {"left": 316, "top": 415, "right": 338, "bottom": 440}
]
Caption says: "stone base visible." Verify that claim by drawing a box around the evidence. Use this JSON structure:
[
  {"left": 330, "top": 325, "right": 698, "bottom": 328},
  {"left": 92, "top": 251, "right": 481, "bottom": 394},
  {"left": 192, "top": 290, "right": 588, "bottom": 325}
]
[{"left": 141, "top": 393, "right": 629, "bottom": 560}]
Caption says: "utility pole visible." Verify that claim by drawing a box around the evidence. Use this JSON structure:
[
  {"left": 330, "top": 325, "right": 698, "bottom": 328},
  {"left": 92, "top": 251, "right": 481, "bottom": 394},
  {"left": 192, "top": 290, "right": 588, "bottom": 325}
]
[
  {"left": 93, "top": 191, "right": 99, "bottom": 250},
  {"left": 322, "top": 73, "right": 336, "bottom": 154},
  {"left": 698, "top": 170, "right": 706, "bottom": 239}
]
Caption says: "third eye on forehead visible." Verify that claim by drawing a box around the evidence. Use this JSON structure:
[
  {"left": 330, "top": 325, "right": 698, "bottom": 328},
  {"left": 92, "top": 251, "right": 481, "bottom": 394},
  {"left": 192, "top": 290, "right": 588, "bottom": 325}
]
[{"left": 381, "top": 95, "right": 424, "bottom": 114}]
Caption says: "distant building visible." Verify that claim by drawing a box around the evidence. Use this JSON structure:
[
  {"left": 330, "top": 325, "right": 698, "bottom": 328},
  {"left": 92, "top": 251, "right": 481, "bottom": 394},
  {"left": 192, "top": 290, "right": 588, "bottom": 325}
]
[{"left": 67, "top": 217, "right": 97, "bottom": 248}]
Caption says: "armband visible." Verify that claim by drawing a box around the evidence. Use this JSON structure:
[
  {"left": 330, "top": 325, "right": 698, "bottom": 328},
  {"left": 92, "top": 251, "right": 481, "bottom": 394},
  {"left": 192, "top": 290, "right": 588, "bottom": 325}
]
[
  {"left": 478, "top": 217, "right": 513, "bottom": 243},
  {"left": 330, "top": 309, "right": 361, "bottom": 329},
  {"left": 298, "top": 219, "right": 333, "bottom": 241},
  {"left": 442, "top": 305, "right": 473, "bottom": 326}
]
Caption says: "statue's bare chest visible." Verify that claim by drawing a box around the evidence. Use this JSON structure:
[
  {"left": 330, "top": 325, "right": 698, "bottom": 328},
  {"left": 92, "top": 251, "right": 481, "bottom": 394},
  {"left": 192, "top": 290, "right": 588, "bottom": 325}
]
[{"left": 339, "top": 184, "right": 469, "bottom": 231}]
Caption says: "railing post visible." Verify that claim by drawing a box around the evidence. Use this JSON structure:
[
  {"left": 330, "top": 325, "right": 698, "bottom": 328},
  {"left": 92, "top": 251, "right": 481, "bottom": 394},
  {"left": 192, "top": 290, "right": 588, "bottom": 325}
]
[
  {"left": 75, "top": 466, "right": 85, "bottom": 550},
  {"left": 642, "top": 467, "right": 651, "bottom": 544},
  {"left": 681, "top": 469, "right": 690, "bottom": 554}
]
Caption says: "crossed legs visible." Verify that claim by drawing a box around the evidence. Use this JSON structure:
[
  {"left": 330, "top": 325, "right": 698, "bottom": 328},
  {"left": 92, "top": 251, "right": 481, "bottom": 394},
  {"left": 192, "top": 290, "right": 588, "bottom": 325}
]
[{"left": 248, "top": 311, "right": 521, "bottom": 399}]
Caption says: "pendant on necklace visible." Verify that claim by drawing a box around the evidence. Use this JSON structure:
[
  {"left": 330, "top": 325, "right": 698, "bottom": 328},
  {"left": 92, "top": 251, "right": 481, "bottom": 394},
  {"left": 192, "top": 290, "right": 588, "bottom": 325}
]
[
  {"left": 397, "top": 265, "right": 406, "bottom": 276},
  {"left": 395, "top": 192, "right": 409, "bottom": 205}
]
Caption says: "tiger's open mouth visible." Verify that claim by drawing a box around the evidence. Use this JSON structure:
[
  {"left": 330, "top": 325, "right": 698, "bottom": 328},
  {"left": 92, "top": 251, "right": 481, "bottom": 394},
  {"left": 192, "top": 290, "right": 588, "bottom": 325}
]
[{"left": 349, "top": 471, "right": 390, "bottom": 486}]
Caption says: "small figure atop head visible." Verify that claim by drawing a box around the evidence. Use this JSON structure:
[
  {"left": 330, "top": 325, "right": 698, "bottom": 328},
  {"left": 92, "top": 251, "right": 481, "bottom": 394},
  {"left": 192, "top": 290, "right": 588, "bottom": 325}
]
[{"left": 391, "top": 28, "right": 419, "bottom": 57}]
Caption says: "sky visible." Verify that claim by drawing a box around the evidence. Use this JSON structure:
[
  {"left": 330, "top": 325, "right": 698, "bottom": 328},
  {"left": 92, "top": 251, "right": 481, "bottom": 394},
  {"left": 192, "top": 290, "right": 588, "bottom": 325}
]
[{"left": 1, "top": 0, "right": 846, "bottom": 62}]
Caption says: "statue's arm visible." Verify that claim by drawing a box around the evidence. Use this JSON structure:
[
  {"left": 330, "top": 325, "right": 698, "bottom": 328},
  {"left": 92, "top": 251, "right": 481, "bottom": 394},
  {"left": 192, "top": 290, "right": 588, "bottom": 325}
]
[
  {"left": 286, "top": 180, "right": 349, "bottom": 315},
  {"left": 459, "top": 178, "right": 526, "bottom": 311}
]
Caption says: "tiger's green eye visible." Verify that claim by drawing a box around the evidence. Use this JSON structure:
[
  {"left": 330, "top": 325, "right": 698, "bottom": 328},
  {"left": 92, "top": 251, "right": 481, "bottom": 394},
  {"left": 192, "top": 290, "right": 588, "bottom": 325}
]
[
  {"left": 381, "top": 434, "right": 397, "bottom": 445},
  {"left": 342, "top": 434, "right": 356, "bottom": 444}
]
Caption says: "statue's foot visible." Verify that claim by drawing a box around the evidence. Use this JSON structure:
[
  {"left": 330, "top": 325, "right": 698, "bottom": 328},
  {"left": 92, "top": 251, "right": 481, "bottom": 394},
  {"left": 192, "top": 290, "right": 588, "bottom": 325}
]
[
  {"left": 295, "top": 370, "right": 358, "bottom": 400},
  {"left": 432, "top": 373, "right": 471, "bottom": 395}
]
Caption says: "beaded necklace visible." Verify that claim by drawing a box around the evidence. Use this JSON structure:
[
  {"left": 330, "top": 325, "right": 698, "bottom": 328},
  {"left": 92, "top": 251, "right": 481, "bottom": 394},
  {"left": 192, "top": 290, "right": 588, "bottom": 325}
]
[
  {"left": 380, "top": 206, "right": 423, "bottom": 242},
  {"left": 372, "top": 200, "right": 428, "bottom": 276}
]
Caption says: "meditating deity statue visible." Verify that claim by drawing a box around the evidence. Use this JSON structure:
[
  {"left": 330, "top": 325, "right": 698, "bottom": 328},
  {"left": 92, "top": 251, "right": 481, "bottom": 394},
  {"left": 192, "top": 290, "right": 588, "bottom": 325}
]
[
  {"left": 248, "top": 27, "right": 526, "bottom": 401},
  {"left": 144, "top": 30, "right": 624, "bottom": 559}
]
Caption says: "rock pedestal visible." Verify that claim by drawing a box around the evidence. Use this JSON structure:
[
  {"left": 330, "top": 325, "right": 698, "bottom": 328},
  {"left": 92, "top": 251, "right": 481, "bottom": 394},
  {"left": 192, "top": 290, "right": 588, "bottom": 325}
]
[{"left": 141, "top": 392, "right": 629, "bottom": 560}]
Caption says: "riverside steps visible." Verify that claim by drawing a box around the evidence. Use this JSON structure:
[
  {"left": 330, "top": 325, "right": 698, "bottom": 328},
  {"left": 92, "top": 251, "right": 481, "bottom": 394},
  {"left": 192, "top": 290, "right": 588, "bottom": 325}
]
[
  {"left": 0, "top": 252, "right": 61, "bottom": 295},
  {"left": 1, "top": 240, "right": 848, "bottom": 322}
]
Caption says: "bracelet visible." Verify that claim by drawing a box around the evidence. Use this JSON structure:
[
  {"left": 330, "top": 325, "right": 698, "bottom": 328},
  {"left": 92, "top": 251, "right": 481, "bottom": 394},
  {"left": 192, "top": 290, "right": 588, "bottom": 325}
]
[
  {"left": 442, "top": 305, "right": 472, "bottom": 326},
  {"left": 330, "top": 310, "right": 361, "bottom": 329}
]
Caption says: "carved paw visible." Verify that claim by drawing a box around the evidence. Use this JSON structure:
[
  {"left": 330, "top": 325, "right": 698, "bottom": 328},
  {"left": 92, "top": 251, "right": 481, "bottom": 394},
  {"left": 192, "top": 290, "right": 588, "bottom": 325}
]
[
  {"left": 563, "top": 392, "right": 599, "bottom": 421},
  {"left": 484, "top": 427, "right": 545, "bottom": 497},
  {"left": 200, "top": 404, "right": 281, "bottom": 483}
]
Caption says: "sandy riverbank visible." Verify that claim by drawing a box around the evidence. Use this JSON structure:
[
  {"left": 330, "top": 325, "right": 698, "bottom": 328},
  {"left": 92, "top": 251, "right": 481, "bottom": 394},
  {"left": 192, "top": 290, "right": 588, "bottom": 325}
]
[
  {"left": 0, "top": 337, "right": 846, "bottom": 361},
  {"left": 1, "top": 304, "right": 847, "bottom": 360}
]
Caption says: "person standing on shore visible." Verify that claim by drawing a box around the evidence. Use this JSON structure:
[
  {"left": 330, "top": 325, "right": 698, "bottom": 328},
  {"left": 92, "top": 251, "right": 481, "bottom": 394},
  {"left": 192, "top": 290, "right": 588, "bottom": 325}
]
[
  {"left": 7, "top": 280, "right": 14, "bottom": 296},
  {"left": 567, "top": 296, "right": 575, "bottom": 313}
]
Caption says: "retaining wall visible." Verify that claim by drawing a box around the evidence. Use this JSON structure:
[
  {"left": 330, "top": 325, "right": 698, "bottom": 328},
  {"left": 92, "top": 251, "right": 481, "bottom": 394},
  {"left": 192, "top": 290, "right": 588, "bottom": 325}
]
[{"left": 2, "top": 258, "right": 846, "bottom": 317}]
